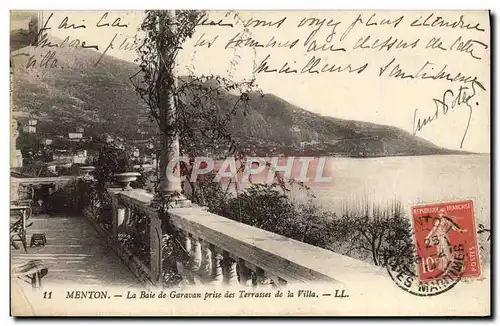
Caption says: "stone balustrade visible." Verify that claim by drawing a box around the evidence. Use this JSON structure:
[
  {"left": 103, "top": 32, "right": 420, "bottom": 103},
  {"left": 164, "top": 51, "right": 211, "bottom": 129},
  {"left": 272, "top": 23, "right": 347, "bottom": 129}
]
[
  {"left": 10, "top": 175, "right": 388, "bottom": 288},
  {"left": 107, "top": 188, "right": 387, "bottom": 288}
]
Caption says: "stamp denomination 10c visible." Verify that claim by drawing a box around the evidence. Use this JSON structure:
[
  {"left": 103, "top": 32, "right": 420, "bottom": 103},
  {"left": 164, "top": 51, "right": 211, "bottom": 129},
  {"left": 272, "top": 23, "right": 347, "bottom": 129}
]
[{"left": 412, "top": 200, "right": 481, "bottom": 281}]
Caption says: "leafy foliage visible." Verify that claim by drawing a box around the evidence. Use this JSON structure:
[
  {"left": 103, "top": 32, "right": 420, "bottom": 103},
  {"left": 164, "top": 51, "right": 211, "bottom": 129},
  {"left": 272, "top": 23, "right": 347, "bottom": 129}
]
[
  {"left": 133, "top": 10, "right": 261, "bottom": 287},
  {"left": 117, "top": 207, "right": 151, "bottom": 266},
  {"left": 17, "top": 133, "right": 53, "bottom": 164},
  {"left": 131, "top": 10, "right": 417, "bottom": 288},
  {"left": 92, "top": 141, "right": 136, "bottom": 190},
  {"left": 195, "top": 179, "right": 414, "bottom": 268},
  {"left": 333, "top": 199, "right": 415, "bottom": 268},
  {"left": 132, "top": 10, "right": 260, "bottom": 190},
  {"left": 56, "top": 163, "right": 85, "bottom": 176},
  {"left": 15, "top": 163, "right": 55, "bottom": 177}
]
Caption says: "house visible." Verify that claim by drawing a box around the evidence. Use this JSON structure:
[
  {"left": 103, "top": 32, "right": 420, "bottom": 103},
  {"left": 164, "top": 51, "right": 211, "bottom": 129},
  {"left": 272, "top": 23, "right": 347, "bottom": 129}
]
[
  {"left": 105, "top": 135, "right": 114, "bottom": 143},
  {"left": 43, "top": 138, "right": 53, "bottom": 145},
  {"left": 13, "top": 150, "right": 23, "bottom": 168},
  {"left": 28, "top": 119, "right": 37, "bottom": 126},
  {"left": 73, "top": 150, "right": 87, "bottom": 164},
  {"left": 11, "top": 119, "right": 23, "bottom": 168},
  {"left": 132, "top": 148, "right": 140, "bottom": 158},
  {"left": 47, "top": 164, "right": 58, "bottom": 173},
  {"left": 140, "top": 155, "right": 157, "bottom": 166},
  {"left": 53, "top": 149, "right": 87, "bottom": 165},
  {"left": 68, "top": 132, "right": 83, "bottom": 141},
  {"left": 47, "top": 161, "right": 72, "bottom": 173},
  {"left": 137, "top": 163, "right": 155, "bottom": 172},
  {"left": 52, "top": 150, "right": 72, "bottom": 163},
  {"left": 86, "top": 150, "right": 98, "bottom": 164},
  {"left": 23, "top": 125, "right": 36, "bottom": 134},
  {"left": 300, "top": 140, "right": 320, "bottom": 149}
]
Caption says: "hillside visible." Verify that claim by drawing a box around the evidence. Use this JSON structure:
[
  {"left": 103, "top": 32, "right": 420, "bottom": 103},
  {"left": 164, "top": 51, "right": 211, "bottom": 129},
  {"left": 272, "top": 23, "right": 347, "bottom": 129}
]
[
  {"left": 10, "top": 41, "right": 462, "bottom": 157},
  {"left": 10, "top": 29, "right": 36, "bottom": 52}
]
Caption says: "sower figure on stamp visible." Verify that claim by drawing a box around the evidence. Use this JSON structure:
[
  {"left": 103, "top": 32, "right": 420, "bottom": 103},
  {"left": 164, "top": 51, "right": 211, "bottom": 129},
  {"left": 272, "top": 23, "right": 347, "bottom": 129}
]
[{"left": 424, "top": 207, "right": 467, "bottom": 272}]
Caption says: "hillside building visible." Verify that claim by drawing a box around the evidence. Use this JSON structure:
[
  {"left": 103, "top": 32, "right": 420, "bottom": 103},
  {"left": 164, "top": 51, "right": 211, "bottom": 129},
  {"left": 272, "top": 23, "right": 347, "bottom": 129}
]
[
  {"left": 11, "top": 119, "right": 23, "bottom": 168},
  {"left": 52, "top": 149, "right": 87, "bottom": 165},
  {"left": 23, "top": 125, "right": 36, "bottom": 134},
  {"left": 68, "top": 132, "right": 83, "bottom": 141}
]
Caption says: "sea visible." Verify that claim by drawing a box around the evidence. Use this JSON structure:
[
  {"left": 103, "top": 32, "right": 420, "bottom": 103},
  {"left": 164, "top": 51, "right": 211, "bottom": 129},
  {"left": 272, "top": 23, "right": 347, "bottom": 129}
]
[
  {"left": 218, "top": 153, "right": 491, "bottom": 266},
  {"left": 219, "top": 154, "right": 491, "bottom": 226},
  {"left": 288, "top": 154, "right": 491, "bottom": 226}
]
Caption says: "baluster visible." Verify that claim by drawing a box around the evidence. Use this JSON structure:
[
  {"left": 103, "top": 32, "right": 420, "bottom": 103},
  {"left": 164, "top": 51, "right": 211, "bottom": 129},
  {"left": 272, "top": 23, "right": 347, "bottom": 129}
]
[
  {"left": 111, "top": 196, "right": 124, "bottom": 240},
  {"left": 209, "top": 245, "right": 224, "bottom": 285},
  {"left": 180, "top": 232, "right": 195, "bottom": 284},
  {"left": 187, "top": 237, "right": 202, "bottom": 285},
  {"left": 183, "top": 232, "right": 192, "bottom": 254},
  {"left": 189, "top": 237, "right": 202, "bottom": 272},
  {"left": 225, "top": 255, "right": 239, "bottom": 286},
  {"left": 173, "top": 230, "right": 191, "bottom": 284},
  {"left": 250, "top": 270, "right": 257, "bottom": 288},
  {"left": 117, "top": 208, "right": 126, "bottom": 227},
  {"left": 255, "top": 267, "right": 273, "bottom": 288},
  {"left": 199, "top": 240, "right": 213, "bottom": 282},
  {"left": 149, "top": 211, "right": 162, "bottom": 282},
  {"left": 237, "top": 259, "right": 253, "bottom": 287},
  {"left": 267, "top": 275, "right": 285, "bottom": 290},
  {"left": 123, "top": 206, "right": 131, "bottom": 227}
]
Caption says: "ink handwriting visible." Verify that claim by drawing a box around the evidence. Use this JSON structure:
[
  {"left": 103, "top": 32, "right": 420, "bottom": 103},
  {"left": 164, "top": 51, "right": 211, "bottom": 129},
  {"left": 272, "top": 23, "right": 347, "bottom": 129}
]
[
  {"left": 254, "top": 54, "right": 368, "bottom": 75},
  {"left": 96, "top": 12, "right": 129, "bottom": 28},
  {"left": 426, "top": 36, "right": 488, "bottom": 60},
  {"left": 58, "top": 16, "right": 86, "bottom": 29},
  {"left": 35, "top": 13, "right": 99, "bottom": 51},
  {"left": 379, "top": 58, "right": 483, "bottom": 86},
  {"left": 197, "top": 13, "right": 234, "bottom": 28},
  {"left": 410, "top": 14, "right": 485, "bottom": 32},
  {"left": 412, "top": 80, "right": 486, "bottom": 148}
]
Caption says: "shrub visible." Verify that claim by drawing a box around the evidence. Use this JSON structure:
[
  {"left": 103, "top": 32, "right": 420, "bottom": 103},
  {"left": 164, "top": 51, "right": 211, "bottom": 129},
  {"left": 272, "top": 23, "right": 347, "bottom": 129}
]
[
  {"left": 333, "top": 199, "right": 415, "bottom": 267},
  {"left": 192, "top": 180, "right": 336, "bottom": 249},
  {"left": 15, "top": 163, "right": 55, "bottom": 177},
  {"left": 117, "top": 208, "right": 151, "bottom": 266},
  {"left": 92, "top": 142, "right": 136, "bottom": 190},
  {"left": 191, "top": 178, "right": 414, "bottom": 269}
]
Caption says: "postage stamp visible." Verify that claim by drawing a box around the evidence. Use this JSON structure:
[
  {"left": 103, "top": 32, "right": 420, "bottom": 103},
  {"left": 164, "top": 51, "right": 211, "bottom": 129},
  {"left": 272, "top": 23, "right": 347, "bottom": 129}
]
[
  {"left": 10, "top": 9, "right": 490, "bottom": 316},
  {"left": 385, "top": 199, "right": 481, "bottom": 297},
  {"left": 412, "top": 200, "right": 481, "bottom": 281}
]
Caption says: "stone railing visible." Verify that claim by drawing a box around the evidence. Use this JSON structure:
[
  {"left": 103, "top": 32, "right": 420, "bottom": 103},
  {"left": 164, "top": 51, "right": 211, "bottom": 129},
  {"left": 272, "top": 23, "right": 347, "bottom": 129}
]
[
  {"left": 11, "top": 176, "right": 80, "bottom": 202},
  {"left": 106, "top": 187, "right": 387, "bottom": 288}
]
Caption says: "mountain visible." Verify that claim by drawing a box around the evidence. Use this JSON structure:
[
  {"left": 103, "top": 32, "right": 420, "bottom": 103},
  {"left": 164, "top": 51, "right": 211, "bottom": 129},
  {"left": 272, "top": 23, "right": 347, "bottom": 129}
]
[
  {"left": 10, "top": 41, "right": 463, "bottom": 157},
  {"left": 10, "top": 11, "right": 39, "bottom": 52},
  {"left": 10, "top": 29, "right": 37, "bottom": 52}
]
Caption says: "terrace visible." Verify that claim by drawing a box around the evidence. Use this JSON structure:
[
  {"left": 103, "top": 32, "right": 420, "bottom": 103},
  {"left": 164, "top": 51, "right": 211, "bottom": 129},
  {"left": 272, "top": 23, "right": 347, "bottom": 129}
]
[{"left": 10, "top": 173, "right": 387, "bottom": 290}]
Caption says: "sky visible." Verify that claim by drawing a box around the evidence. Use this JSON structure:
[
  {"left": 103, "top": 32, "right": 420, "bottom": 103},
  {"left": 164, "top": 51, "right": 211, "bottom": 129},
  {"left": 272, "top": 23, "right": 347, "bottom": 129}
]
[
  {"left": 15, "top": 10, "right": 491, "bottom": 153},
  {"left": 10, "top": 11, "right": 38, "bottom": 30}
]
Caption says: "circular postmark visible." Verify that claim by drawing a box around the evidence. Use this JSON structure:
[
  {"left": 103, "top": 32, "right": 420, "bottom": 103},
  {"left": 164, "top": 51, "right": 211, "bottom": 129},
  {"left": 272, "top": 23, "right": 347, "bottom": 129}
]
[{"left": 386, "top": 242, "right": 466, "bottom": 297}]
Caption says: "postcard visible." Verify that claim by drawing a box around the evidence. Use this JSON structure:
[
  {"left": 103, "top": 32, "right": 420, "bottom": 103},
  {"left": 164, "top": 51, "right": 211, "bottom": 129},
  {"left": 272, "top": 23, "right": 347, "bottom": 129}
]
[{"left": 10, "top": 9, "right": 490, "bottom": 316}]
